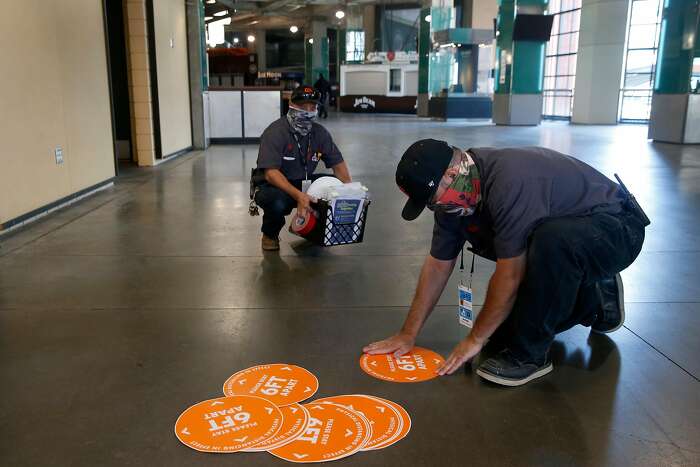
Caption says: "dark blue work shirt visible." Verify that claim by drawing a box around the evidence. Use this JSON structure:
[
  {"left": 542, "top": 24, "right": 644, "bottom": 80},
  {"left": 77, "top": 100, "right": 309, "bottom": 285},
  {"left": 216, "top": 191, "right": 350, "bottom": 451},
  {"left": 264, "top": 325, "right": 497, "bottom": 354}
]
[
  {"left": 256, "top": 117, "right": 343, "bottom": 181},
  {"left": 430, "top": 147, "right": 627, "bottom": 260}
]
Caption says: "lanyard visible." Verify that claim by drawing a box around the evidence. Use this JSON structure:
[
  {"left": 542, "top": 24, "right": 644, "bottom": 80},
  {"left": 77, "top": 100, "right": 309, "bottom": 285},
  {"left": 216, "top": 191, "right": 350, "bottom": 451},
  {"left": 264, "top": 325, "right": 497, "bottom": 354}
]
[
  {"left": 459, "top": 247, "right": 476, "bottom": 288},
  {"left": 292, "top": 132, "right": 312, "bottom": 180}
]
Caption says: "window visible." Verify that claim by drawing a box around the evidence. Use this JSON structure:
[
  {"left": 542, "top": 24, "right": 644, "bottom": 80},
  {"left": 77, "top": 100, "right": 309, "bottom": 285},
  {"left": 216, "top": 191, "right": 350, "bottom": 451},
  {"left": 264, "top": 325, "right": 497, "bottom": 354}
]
[
  {"left": 346, "top": 30, "right": 365, "bottom": 63},
  {"left": 619, "top": 0, "right": 663, "bottom": 122},
  {"left": 542, "top": 0, "right": 582, "bottom": 119},
  {"left": 379, "top": 7, "right": 420, "bottom": 52},
  {"left": 390, "top": 69, "right": 402, "bottom": 92}
]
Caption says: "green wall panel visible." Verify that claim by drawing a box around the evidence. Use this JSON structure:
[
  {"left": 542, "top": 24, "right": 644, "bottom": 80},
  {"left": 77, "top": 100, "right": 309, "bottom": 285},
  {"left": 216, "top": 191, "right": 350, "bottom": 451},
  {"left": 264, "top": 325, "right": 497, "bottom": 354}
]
[
  {"left": 655, "top": 0, "right": 698, "bottom": 93},
  {"left": 419, "top": 7, "right": 430, "bottom": 94}
]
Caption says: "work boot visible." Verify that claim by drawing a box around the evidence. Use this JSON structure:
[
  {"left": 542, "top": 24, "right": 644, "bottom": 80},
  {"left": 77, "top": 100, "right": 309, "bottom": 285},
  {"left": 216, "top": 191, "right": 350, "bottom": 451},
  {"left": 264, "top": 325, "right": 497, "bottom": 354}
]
[
  {"left": 591, "top": 273, "right": 625, "bottom": 334},
  {"left": 476, "top": 349, "right": 553, "bottom": 387},
  {"left": 261, "top": 234, "right": 280, "bottom": 251}
]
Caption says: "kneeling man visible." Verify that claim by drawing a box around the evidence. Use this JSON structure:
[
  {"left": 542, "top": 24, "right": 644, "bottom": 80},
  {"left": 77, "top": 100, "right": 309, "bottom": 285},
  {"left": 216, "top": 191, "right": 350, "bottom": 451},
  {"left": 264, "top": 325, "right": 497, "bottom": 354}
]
[
  {"left": 254, "top": 86, "right": 351, "bottom": 250},
  {"left": 364, "top": 140, "right": 647, "bottom": 386}
]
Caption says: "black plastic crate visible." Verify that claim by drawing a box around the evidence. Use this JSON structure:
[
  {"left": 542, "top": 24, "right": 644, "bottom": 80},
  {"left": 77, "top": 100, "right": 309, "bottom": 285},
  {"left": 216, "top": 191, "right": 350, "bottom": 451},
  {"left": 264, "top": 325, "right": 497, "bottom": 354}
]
[{"left": 291, "top": 198, "right": 371, "bottom": 247}]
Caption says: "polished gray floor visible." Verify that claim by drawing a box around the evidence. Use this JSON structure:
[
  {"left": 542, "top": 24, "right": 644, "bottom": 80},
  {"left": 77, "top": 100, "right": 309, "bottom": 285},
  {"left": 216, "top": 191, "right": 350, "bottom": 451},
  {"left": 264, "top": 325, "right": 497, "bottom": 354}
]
[{"left": 1, "top": 115, "right": 699, "bottom": 466}]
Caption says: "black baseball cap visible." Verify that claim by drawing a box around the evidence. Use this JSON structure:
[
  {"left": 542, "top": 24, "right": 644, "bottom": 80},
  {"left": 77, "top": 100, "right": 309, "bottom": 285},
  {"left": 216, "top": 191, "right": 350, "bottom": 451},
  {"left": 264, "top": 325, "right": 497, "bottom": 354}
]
[
  {"left": 291, "top": 85, "right": 321, "bottom": 104},
  {"left": 396, "top": 139, "right": 454, "bottom": 221}
]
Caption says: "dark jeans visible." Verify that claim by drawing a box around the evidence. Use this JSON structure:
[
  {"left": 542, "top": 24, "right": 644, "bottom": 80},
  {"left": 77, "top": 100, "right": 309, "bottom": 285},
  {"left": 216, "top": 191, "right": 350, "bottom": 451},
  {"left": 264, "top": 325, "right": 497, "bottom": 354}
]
[
  {"left": 254, "top": 180, "right": 303, "bottom": 238},
  {"left": 494, "top": 208, "right": 646, "bottom": 363},
  {"left": 254, "top": 174, "right": 331, "bottom": 238}
]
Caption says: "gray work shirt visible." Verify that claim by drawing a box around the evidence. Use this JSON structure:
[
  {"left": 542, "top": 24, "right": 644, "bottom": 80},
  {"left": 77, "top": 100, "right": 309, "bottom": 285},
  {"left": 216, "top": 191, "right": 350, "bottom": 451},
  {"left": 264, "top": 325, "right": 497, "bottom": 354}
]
[
  {"left": 430, "top": 146, "right": 627, "bottom": 261},
  {"left": 256, "top": 117, "right": 344, "bottom": 181}
]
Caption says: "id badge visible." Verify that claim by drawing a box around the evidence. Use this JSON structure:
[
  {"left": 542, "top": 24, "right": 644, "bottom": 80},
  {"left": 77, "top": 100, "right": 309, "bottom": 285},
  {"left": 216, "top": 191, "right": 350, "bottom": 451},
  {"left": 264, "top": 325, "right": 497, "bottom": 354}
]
[
  {"left": 458, "top": 284, "right": 474, "bottom": 328},
  {"left": 302, "top": 179, "right": 312, "bottom": 193}
]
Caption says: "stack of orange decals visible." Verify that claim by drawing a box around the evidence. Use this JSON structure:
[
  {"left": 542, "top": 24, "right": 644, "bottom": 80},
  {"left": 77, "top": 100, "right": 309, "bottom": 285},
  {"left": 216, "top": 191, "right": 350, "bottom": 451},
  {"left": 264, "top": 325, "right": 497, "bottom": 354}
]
[
  {"left": 314, "top": 394, "right": 411, "bottom": 450},
  {"left": 359, "top": 346, "right": 445, "bottom": 383},
  {"left": 174, "top": 395, "right": 284, "bottom": 453},
  {"left": 174, "top": 355, "right": 431, "bottom": 462},
  {"left": 223, "top": 364, "right": 319, "bottom": 406},
  {"left": 243, "top": 403, "right": 310, "bottom": 452},
  {"left": 269, "top": 402, "right": 369, "bottom": 462}
]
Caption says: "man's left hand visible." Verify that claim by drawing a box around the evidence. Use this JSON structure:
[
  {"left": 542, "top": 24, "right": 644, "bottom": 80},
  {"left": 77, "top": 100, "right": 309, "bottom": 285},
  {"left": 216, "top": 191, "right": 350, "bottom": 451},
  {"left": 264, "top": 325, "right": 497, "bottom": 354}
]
[{"left": 437, "top": 335, "right": 484, "bottom": 376}]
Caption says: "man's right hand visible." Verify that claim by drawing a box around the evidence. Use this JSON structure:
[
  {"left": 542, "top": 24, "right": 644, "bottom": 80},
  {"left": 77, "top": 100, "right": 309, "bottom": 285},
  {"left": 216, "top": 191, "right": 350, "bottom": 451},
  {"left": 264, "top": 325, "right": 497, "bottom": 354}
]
[
  {"left": 295, "top": 192, "right": 316, "bottom": 217},
  {"left": 362, "top": 333, "right": 415, "bottom": 357}
]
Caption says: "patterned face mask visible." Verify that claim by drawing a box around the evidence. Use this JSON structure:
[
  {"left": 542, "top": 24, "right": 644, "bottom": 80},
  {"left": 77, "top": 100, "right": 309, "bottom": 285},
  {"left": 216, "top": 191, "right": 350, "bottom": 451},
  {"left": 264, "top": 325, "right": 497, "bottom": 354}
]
[
  {"left": 427, "top": 149, "right": 481, "bottom": 216},
  {"left": 287, "top": 105, "right": 318, "bottom": 136}
]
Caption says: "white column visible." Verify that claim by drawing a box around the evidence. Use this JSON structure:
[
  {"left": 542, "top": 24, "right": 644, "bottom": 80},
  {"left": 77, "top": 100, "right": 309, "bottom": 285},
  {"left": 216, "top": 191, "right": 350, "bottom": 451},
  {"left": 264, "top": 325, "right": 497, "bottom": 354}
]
[
  {"left": 571, "top": 0, "right": 629, "bottom": 124},
  {"left": 255, "top": 29, "right": 266, "bottom": 71}
]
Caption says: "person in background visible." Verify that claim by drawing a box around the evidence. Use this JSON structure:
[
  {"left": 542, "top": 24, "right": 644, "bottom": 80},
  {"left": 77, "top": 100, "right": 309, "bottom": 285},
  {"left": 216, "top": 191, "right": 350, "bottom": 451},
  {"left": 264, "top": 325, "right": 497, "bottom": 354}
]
[
  {"left": 314, "top": 73, "right": 331, "bottom": 119},
  {"left": 251, "top": 86, "right": 351, "bottom": 251}
]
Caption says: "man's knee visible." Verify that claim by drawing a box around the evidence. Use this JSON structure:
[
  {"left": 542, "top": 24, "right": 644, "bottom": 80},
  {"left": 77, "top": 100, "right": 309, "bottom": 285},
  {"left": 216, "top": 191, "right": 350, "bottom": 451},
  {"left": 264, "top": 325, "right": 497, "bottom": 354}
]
[
  {"left": 256, "top": 188, "right": 294, "bottom": 216},
  {"left": 524, "top": 221, "right": 585, "bottom": 280},
  {"left": 268, "top": 199, "right": 294, "bottom": 216}
]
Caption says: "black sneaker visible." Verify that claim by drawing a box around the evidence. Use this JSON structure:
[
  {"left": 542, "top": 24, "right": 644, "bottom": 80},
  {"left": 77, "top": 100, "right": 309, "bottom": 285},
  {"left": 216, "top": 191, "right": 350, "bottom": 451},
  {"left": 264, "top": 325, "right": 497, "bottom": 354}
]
[
  {"left": 464, "top": 337, "right": 508, "bottom": 373},
  {"left": 591, "top": 273, "right": 625, "bottom": 334},
  {"left": 476, "top": 349, "right": 553, "bottom": 387}
]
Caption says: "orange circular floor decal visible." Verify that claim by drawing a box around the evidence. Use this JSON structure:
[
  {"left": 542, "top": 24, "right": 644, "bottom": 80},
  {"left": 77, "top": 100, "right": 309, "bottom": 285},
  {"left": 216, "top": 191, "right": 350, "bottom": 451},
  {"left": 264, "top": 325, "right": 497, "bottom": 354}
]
[
  {"left": 314, "top": 394, "right": 401, "bottom": 451},
  {"left": 360, "top": 347, "right": 445, "bottom": 383},
  {"left": 244, "top": 403, "right": 309, "bottom": 452},
  {"left": 269, "top": 402, "right": 368, "bottom": 463},
  {"left": 174, "top": 395, "right": 283, "bottom": 453},
  {"left": 368, "top": 396, "right": 411, "bottom": 449},
  {"left": 223, "top": 364, "right": 319, "bottom": 406}
]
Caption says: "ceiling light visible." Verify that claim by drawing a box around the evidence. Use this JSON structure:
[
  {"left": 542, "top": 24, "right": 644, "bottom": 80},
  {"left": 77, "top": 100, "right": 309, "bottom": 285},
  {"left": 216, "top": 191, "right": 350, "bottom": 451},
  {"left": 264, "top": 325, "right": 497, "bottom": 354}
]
[
  {"left": 335, "top": 10, "right": 345, "bottom": 19},
  {"left": 213, "top": 10, "right": 227, "bottom": 16},
  {"left": 247, "top": 35, "right": 255, "bottom": 42},
  {"left": 290, "top": 25, "right": 299, "bottom": 33},
  {"left": 425, "top": 14, "right": 431, "bottom": 23},
  {"left": 205, "top": 16, "right": 213, "bottom": 20},
  {"left": 233, "top": 37, "right": 239, "bottom": 44},
  {"left": 206, "top": 0, "right": 215, "bottom": 4},
  {"left": 308, "top": 38, "right": 314, "bottom": 44}
]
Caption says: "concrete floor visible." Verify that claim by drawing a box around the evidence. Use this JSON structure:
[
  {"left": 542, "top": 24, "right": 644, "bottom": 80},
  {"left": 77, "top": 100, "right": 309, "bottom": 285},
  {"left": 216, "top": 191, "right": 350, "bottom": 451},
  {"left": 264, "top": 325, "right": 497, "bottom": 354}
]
[{"left": 1, "top": 115, "right": 699, "bottom": 466}]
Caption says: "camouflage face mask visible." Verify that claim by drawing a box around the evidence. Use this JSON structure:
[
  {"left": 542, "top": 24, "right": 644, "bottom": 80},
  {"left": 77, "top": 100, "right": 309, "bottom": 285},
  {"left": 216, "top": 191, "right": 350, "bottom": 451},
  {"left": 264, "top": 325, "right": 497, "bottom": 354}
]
[{"left": 428, "top": 150, "right": 481, "bottom": 217}]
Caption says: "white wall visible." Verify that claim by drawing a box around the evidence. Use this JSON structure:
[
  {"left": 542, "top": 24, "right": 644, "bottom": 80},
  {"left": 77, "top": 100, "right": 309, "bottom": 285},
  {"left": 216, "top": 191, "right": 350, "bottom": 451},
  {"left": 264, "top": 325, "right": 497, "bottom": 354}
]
[
  {"left": 153, "top": 0, "right": 192, "bottom": 156},
  {"left": 0, "top": 0, "right": 115, "bottom": 225},
  {"left": 572, "top": 0, "right": 629, "bottom": 124},
  {"left": 471, "top": 0, "right": 499, "bottom": 29}
]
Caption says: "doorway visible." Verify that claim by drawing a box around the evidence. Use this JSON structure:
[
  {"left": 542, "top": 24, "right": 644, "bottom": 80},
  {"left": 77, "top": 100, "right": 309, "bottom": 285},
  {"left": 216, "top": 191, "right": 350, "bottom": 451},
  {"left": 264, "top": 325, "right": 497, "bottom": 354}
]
[{"left": 103, "top": 0, "right": 134, "bottom": 171}]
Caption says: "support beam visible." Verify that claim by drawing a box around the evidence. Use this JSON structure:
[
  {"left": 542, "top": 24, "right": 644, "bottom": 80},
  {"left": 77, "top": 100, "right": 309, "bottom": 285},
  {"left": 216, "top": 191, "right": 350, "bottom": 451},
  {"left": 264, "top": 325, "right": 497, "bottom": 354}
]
[
  {"left": 186, "top": 0, "right": 209, "bottom": 150},
  {"left": 417, "top": 7, "right": 430, "bottom": 117},
  {"left": 648, "top": 0, "right": 700, "bottom": 143},
  {"left": 571, "top": 0, "right": 628, "bottom": 124},
  {"left": 493, "top": 0, "right": 547, "bottom": 125}
]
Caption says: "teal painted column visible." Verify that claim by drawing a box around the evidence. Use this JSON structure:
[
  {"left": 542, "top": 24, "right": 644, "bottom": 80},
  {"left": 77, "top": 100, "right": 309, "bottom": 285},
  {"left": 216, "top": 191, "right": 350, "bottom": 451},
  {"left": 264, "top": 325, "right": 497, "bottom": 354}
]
[
  {"left": 494, "top": 0, "right": 515, "bottom": 93},
  {"left": 312, "top": 38, "right": 329, "bottom": 80},
  {"left": 493, "top": 0, "right": 547, "bottom": 125},
  {"left": 308, "top": 21, "right": 329, "bottom": 84},
  {"left": 654, "top": 0, "right": 697, "bottom": 93},
  {"left": 417, "top": 7, "right": 431, "bottom": 116},
  {"left": 649, "top": 0, "right": 700, "bottom": 142}
]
